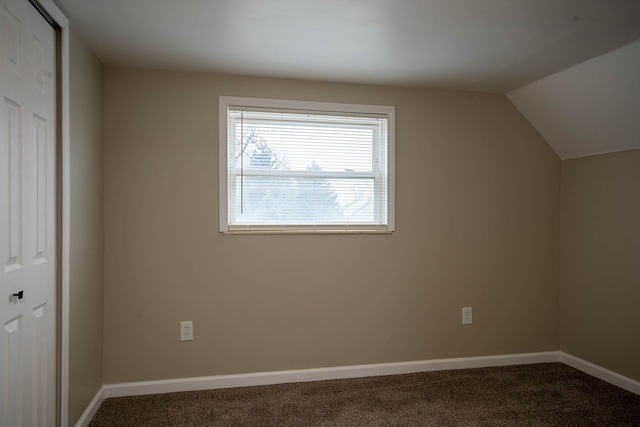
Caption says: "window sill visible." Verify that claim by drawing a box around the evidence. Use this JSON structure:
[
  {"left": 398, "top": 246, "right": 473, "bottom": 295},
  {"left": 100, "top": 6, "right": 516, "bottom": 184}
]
[{"left": 222, "top": 225, "right": 394, "bottom": 235}]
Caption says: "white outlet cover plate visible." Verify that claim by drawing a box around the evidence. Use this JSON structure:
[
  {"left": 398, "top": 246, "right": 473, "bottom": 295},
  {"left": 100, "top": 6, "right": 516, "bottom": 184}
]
[
  {"left": 180, "top": 321, "right": 193, "bottom": 341},
  {"left": 462, "top": 307, "right": 472, "bottom": 325}
]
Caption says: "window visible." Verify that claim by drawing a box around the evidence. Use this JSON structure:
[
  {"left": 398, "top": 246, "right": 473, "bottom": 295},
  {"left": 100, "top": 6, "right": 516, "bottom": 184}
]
[{"left": 219, "top": 96, "right": 395, "bottom": 234}]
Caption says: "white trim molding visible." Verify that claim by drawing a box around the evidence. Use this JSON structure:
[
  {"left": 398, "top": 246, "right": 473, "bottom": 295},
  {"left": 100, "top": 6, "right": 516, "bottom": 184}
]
[
  {"left": 35, "top": 0, "right": 69, "bottom": 26},
  {"left": 104, "top": 351, "right": 560, "bottom": 399},
  {"left": 74, "top": 386, "right": 106, "bottom": 427},
  {"left": 31, "top": 1, "right": 70, "bottom": 426},
  {"left": 560, "top": 352, "right": 640, "bottom": 395}
]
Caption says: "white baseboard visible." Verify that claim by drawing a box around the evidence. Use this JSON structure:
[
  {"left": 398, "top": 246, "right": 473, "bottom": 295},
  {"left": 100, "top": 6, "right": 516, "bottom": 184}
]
[
  {"left": 74, "top": 385, "right": 106, "bottom": 427},
  {"left": 103, "top": 351, "right": 560, "bottom": 399},
  {"left": 560, "top": 352, "right": 640, "bottom": 395}
]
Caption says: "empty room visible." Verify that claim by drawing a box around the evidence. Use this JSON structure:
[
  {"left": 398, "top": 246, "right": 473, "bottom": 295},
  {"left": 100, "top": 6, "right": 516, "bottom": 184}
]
[{"left": 1, "top": 0, "right": 639, "bottom": 426}]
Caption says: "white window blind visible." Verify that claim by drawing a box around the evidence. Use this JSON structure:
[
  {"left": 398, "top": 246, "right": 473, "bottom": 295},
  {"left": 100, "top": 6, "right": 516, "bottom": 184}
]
[{"left": 219, "top": 97, "right": 395, "bottom": 234}]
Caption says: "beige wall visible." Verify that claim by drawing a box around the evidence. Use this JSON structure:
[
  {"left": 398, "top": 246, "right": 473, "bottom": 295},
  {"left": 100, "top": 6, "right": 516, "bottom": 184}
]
[
  {"left": 103, "top": 68, "right": 560, "bottom": 384},
  {"left": 560, "top": 149, "right": 640, "bottom": 381},
  {"left": 68, "top": 29, "right": 104, "bottom": 425}
]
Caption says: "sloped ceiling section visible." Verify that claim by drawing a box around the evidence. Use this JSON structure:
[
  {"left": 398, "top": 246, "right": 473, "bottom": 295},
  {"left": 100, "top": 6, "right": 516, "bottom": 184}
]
[{"left": 508, "top": 39, "right": 640, "bottom": 160}]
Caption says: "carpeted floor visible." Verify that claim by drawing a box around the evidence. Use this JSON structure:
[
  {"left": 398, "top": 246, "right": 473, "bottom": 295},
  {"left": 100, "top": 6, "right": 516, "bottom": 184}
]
[{"left": 89, "top": 363, "right": 640, "bottom": 426}]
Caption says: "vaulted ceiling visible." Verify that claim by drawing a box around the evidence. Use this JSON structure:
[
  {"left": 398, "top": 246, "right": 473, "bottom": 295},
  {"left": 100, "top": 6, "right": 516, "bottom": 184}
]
[
  {"left": 508, "top": 39, "right": 640, "bottom": 159},
  {"left": 54, "top": 0, "right": 640, "bottom": 159}
]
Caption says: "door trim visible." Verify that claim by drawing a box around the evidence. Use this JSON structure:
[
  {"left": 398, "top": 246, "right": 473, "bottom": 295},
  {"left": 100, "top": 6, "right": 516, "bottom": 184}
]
[{"left": 29, "top": 1, "right": 69, "bottom": 426}]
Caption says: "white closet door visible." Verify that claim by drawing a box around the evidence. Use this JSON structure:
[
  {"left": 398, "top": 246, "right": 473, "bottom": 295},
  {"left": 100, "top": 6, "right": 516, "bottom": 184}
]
[{"left": 1, "top": 0, "right": 56, "bottom": 425}]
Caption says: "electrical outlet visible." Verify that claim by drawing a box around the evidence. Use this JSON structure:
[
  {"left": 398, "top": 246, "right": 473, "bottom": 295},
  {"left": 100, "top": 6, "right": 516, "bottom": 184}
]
[
  {"left": 462, "top": 307, "right": 472, "bottom": 325},
  {"left": 180, "top": 321, "right": 193, "bottom": 341}
]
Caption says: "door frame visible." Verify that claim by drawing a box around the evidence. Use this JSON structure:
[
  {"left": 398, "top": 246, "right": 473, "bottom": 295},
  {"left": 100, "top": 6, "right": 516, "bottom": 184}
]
[{"left": 27, "top": 1, "right": 70, "bottom": 426}]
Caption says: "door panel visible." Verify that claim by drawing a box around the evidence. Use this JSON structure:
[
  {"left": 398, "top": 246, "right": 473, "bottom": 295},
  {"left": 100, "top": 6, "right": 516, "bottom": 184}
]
[{"left": 0, "top": 0, "right": 56, "bottom": 425}]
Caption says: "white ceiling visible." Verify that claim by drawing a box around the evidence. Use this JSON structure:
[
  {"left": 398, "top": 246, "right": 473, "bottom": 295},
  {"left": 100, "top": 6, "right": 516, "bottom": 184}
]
[
  {"left": 508, "top": 39, "right": 640, "bottom": 160},
  {"left": 54, "top": 0, "right": 640, "bottom": 158}
]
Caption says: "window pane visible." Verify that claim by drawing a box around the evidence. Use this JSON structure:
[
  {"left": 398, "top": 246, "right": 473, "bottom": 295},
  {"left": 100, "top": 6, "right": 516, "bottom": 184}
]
[
  {"left": 232, "top": 177, "right": 377, "bottom": 224},
  {"left": 232, "top": 118, "right": 376, "bottom": 173},
  {"left": 230, "top": 111, "right": 384, "bottom": 175}
]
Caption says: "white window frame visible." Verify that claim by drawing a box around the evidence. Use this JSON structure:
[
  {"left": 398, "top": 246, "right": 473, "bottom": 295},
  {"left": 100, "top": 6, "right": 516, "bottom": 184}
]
[{"left": 219, "top": 96, "right": 395, "bottom": 234}]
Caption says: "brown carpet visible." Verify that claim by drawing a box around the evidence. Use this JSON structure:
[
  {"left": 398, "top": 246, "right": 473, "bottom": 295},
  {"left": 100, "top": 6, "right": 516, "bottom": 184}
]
[{"left": 89, "top": 363, "right": 640, "bottom": 426}]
